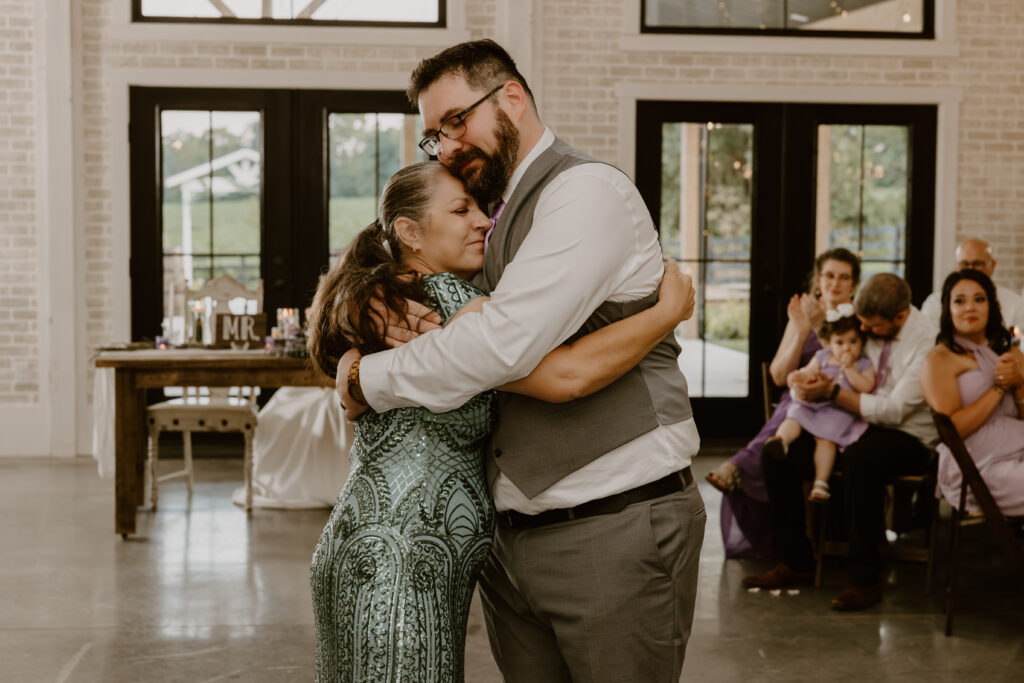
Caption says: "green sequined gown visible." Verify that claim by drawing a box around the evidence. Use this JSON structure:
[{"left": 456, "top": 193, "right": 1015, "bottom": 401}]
[{"left": 310, "top": 273, "right": 496, "bottom": 683}]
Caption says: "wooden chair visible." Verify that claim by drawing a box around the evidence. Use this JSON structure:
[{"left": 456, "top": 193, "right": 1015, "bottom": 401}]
[
  {"left": 932, "top": 411, "right": 1024, "bottom": 636},
  {"left": 146, "top": 275, "right": 263, "bottom": 511},
  {"left": 760, "top": 361, "right": 778, "bottom": 423},
  {"left": 812, "top": 453, "right": 940, "bottom": 594}
]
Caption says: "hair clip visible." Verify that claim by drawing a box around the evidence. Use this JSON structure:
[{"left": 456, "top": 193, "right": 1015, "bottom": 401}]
[{"left": 825, "top": 302, "right": 855, "bottom": 323}]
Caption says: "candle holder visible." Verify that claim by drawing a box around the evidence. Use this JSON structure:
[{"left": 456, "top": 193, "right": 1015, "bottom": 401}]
[
  {"left": 277, "top": 307, "right": 301, "bottom": 339},
  {"left": 156, "top": 336, "right": 169, "bottom": 351}
]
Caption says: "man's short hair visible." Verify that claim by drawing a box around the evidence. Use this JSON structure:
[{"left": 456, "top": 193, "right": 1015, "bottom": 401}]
[
  {"left": 854, "top": 273, "right": 912, "bottom": 320},
  {"left": 407, "top": 39, "right": 536, "bottom": 110}
]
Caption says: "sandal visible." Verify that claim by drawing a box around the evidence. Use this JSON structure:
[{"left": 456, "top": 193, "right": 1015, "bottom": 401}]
[
  {"left": 809, "top": 480, "right": 831, "bottom": 502},
  {"left": 706, "top": 462, "right": 740, "bottom": 494}
]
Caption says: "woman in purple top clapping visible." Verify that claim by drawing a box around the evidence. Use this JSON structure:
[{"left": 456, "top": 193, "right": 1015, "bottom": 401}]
[{"left": 705, "top": 248, "right": 860, "bottom": 558}]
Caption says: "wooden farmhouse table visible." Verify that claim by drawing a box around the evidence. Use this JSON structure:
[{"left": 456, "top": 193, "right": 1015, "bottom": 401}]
[{"left": 94, "top": 349, "right": 330, "bottom": 537}]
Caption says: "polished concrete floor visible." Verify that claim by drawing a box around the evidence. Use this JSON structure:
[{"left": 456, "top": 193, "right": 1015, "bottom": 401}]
[{"left": 2, "top": 449, "right": 1022, "bottom": 682}]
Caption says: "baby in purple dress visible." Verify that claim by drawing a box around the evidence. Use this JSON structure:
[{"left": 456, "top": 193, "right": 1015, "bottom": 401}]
[{"left": 763, "top": 306, "right": 877, "bottom": 501}]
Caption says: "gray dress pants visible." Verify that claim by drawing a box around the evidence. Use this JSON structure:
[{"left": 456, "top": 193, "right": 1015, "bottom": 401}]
[{"left": 478, "top": 482, "right": 705, "bottom": 683}]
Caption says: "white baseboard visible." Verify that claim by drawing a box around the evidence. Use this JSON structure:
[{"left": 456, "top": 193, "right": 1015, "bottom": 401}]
[{"left": 0, "top": 406, "right": 55, "bottom": 456}]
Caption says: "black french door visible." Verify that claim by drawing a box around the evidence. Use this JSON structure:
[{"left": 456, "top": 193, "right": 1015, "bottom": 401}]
[
  {"left": 129, "top": 87, "right": 417, "bottom": 342},
  {"left": 636, "top": 101, "right": 936, "bottom": 437}
]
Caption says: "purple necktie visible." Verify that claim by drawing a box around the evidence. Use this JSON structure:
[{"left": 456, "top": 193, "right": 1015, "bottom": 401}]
[
  {"left": 874, "top": 340, "right": 893, "bottom": 391},
  {"left": 484, "top": 200, "right": 506, "bottom": 252}
]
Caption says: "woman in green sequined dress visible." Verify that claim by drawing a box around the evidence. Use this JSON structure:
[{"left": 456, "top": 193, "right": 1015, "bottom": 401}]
[{"left": 306, "top": 162, "right": 692, "bottom": 683}]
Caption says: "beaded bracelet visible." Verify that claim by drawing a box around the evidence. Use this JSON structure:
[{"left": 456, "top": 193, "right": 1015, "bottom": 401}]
[{"left": 347, "top": 357, "right": 366, "bottom": 406}]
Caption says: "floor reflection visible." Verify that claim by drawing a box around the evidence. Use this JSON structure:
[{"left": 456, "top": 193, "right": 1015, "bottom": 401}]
[{"left": 2, "top": 453, "right": 1022, "bottom": 682}]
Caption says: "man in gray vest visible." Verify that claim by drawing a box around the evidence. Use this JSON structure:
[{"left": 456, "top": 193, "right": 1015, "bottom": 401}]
[{"left": 339, "top": 40, "right": 704, "bottom": 681}]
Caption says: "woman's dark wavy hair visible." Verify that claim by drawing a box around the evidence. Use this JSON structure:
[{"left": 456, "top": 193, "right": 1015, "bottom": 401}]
[
  {"left": 806, "top": 247, "right": 861, "bottom": 296},
  {"left": 306, "top": 161, "right": 442, "bottom": 380},
  {"left": 818, "top": 312, "right": 864, "bottom": 344},
  {"left": 936, "top": 268, "right": 1012, "bottom": 356}
]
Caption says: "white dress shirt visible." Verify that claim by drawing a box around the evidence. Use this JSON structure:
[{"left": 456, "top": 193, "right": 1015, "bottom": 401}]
[
  {"left": 921, "top": 283, "right": 1024, "bottom": 332},
  {"left": 360, "top": 128, "right": 700, "bottom": 513},
  {"left": 859, "top": 306, "right": 939, "bottom": 446}
]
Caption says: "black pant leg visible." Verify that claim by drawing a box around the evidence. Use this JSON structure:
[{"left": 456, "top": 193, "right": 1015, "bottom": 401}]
[
  {"left": 762, "top": 431, "right": 816, "bottom": 571},
  {"left": 841, "top": 426, "right": 931, "bottom": 586}
]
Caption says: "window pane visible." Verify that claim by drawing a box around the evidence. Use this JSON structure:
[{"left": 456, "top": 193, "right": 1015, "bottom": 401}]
[
  {"left": 328, "top": 112, "right": 426, "bottom": 261},
  {"left": 816, "top": 123, "right": 909, "bottom": 274},
  {"left": 140, "top": 0, "right": 440, "bottom": 22},
  {"left": 142, "top": 0, "right": 220, "bottom": 18},
  {"left": 800, "top": 0, "right": 925, "bottom": 32},
  {"left": 663, "top": 121, "right": 752, "bottom": 398},
  {"left": 221, "top": 1, "right": 262, "bottom": 19},
  {"left": 820, "top": 124, "right": 863, "bottom": 252},
  {"left": 644, "top": 0, "right": 927, "bottom": 34},
  {"left": 860, "top": 261, "right": 905, "bottom": 279},
  {"left": 645, "top": 0, "right": 784, "bottom": 30},
  {"left": 210, "top": 111, "right": 261, "bottom": 288},
  {"left": 313, "top": 0, "right": 439, "bottom": 22},
  {"left": 861, "top": 126, "right": 907, "bottom": 262},
  {"left": 161, "top": 109, "right": 262, "bottom": 342}
]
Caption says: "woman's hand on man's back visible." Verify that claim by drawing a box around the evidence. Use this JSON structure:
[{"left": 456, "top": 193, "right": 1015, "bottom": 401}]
[{"left": 658, "top": 257, "right": 695, "bottom": 326}]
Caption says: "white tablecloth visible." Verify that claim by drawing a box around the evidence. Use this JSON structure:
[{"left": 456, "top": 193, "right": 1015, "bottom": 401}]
[
  {"left": 91, "top": 367, "right": 116, "bottom": 479},
  {"left": 232, "top": 387, "right": 353, "bottom": 509}
]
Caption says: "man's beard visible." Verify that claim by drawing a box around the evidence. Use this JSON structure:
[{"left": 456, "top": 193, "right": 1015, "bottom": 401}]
[{"left": 448, "top": 108, "right": 519, "bottom": 208}]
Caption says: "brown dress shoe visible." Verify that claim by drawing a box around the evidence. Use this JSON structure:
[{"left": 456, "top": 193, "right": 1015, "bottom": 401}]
[
  {"left": 742, "top": 562, "right": 814, "bottom": 588},
  {"left": 831, "top": 583, "right": 882, "bottom": 611},
  {"left": 763, "top": 436, "right": 787, "bottom": 460}
]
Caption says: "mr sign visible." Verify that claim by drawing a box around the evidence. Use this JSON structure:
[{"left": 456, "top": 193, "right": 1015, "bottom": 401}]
[{"left": 214, "top": 313, "right": 267, "bottom": 349}]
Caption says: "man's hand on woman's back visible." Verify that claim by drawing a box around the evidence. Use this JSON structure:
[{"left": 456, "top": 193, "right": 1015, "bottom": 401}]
[{"left": 370, "top": 294, "right": 442, "bottom": 348}]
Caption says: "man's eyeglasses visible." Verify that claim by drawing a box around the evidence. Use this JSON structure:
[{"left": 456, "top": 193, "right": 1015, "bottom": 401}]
[
  {"left": 957, "top": 259, "right": 991, "bottom": 270},
  {"left": 418, "top": 84, "right": 504, "bottom": 156}
]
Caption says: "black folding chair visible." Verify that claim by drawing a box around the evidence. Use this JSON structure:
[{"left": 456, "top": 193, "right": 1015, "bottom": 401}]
[
  {"left": 932, "top": 411, "right": 1024, "bottom": 636},
  {"left": 812, "top": 455, "right": 940, "bottom": 594}
]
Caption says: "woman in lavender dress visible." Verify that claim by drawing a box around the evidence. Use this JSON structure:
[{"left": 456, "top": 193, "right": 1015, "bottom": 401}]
[
  {"left": 705, "top": 248, "right": 860, "bottom": 558},
  {"left": 920, "top": 269, "right": 1024, "bottom": 516}
]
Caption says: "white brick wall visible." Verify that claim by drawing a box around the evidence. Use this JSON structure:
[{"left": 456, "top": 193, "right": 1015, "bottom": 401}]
[
  {"left": 535, "top": 0, "right": 1024, "bottom": 288},
  {"left": 0, "top": 0, "right": 39, "bottom": 405}
]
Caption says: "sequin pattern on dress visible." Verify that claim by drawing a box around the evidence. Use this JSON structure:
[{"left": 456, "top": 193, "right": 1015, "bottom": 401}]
[{"left": 310, "top": 273, "right": 496, "bottom": 683}]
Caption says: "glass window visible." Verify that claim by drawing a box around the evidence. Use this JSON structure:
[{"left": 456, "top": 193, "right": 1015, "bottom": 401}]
[
  {"left": 327, "top": 113, "right": 427, "bottom": 263},
  {"left": 643, "top": 0, "right": 932, "bottom": 38},
  {"left": 815, "top": 123, "right": 908, "bottom": 277},
  {"left": 161, "top": 110, "right": 261, "bottom": 341},
  {"left": 662, "top": 121, "right": 753, "bottom": 398},
  {"left": 136, "top": 0, "right": 443, "bottom": 26}
]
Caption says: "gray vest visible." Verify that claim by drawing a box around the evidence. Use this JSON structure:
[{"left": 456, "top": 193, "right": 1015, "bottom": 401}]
[{"left": 478, "top": 138, "right": 693, "bottom": 498}]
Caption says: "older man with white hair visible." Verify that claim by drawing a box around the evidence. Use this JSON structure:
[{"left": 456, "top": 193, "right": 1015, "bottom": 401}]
[{"left": 921, "top": 238, "right": 1024, "bottom": 331}]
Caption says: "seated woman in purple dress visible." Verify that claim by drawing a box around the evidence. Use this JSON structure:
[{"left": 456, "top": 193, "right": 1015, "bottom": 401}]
[
  {"left": 920, "top": 269, "right": 1024, "bottom": 516},
  {"left": 763, "top": 308, "right": 876, "bottom": 502},
  {"left": 705, "top": 248, "right": 860, "bottom": 558}
]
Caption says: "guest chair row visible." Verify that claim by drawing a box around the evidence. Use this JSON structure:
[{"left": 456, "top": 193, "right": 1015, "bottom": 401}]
[{"left": 760, "top": 363, "right": 1023, "bottom": 635}]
